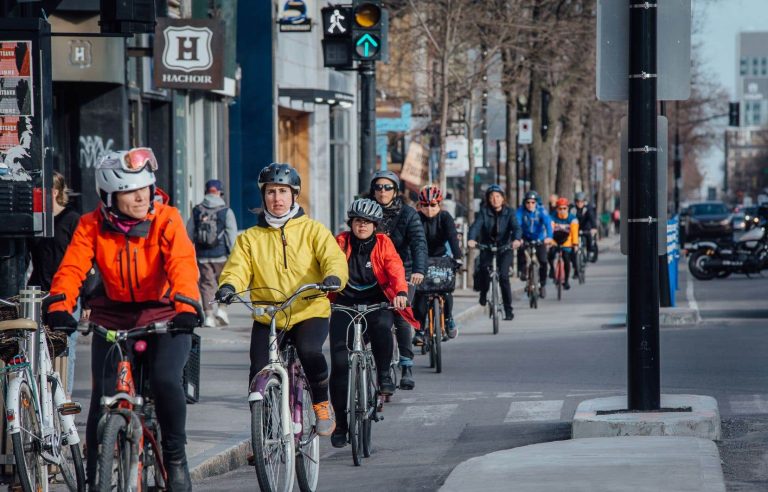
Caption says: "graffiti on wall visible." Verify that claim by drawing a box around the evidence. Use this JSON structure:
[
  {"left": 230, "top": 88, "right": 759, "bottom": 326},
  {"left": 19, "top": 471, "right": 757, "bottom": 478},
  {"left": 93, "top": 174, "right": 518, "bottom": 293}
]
[{"left": 79, "top": 135, "right": 114, "bottom": 169}]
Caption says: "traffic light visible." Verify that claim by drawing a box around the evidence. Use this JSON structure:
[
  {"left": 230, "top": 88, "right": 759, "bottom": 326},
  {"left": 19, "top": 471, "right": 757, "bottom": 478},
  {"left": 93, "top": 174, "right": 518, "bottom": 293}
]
[
  {"left": 352, "top": 0, "right": 384, "bottom": 61},
  {"left": 322, "top": 6, "right": 354, "bottom": 68},
  {"left": 728, "top": 102, "right": 740, "bottom": 127}
]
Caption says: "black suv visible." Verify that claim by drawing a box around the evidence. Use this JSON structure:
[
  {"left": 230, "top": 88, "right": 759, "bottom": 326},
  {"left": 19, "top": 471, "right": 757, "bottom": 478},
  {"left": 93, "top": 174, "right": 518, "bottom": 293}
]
[{"left": 680, "top": 201, "right": 733, "bottom": 243}]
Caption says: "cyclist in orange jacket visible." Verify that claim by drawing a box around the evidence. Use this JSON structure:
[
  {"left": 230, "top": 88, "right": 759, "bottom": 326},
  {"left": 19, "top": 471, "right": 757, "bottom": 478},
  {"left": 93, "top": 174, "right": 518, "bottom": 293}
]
[
  {"left": 549, "top": 197, "right": 580, "bottom": 290},
  {"left": 46, "top": 148, "right": 201, "bottom": 491}
]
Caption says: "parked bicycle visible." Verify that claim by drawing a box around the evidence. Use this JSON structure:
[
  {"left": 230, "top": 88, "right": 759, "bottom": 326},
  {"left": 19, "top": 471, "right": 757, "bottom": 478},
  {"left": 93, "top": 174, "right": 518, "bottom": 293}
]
[
  {"left": 477, "top": 244, "right": 511, "bottom": 334},
  {"left": 0, "top": 289, "right": 85, "bottom": 492},
  {"left": 81, "top": 294, "right": 202, "bottom": 492},
  {"left": 331, "top": 302, "right": 393, "bottom": 466},
  {"left": 232, "top": 282, "right": 336, "bottom": 492},
  {"left": 522, "top": 241, "right": 542, "bottom": 309}
]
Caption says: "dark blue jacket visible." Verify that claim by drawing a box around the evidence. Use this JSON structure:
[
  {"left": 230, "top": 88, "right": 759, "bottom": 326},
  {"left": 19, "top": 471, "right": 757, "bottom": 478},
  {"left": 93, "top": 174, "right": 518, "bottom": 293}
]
[
  {"left": 468, "top": 205, "right": 523, "bottom": 245},
  {"left": 516, "top": 205, "right": 553, "bottom": 241}
]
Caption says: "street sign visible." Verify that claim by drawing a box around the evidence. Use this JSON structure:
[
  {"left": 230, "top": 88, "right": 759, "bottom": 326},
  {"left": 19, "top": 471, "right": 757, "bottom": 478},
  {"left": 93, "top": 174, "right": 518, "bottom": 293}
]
[
  {"left": 597, "top": 0, "right": 691, "bottom": 101},
  {"left": 620, "top": 116, "right": 668, "bottom": 256},
  {"left": 518, "top": 118, "right": 533, "bottom": 144}
]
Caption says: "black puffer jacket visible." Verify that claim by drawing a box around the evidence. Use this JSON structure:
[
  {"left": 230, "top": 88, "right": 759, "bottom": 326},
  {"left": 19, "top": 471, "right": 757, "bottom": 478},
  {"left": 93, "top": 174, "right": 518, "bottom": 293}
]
[
  {"left": 377, "top": 198, "right": 427, "bottom": 277},
  {"left": 468, "top": 205, "right": 522, "bottom": 245}
]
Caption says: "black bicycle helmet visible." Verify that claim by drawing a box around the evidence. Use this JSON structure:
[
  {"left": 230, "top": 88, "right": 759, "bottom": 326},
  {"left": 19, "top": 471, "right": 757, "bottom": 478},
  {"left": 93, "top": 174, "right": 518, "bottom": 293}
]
[
  {"left": 347, "top": 198, "right": 384, "bottom": 223},
  {"left": 370, "top": 170, "right": 401, "bottom": 191},
  {"left": 523, "top": 190, "right": 540, "bottom": 203},
  {"left": 258, "top": 163, "right": 301, "bottom": 193},
  {"left": 485, "top": 184, "right": 505, "bottom": 199}
]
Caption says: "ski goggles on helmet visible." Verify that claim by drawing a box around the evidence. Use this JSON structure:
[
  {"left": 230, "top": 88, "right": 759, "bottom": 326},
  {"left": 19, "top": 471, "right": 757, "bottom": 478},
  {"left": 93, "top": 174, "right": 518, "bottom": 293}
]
[{"left": 97, "top": 148, "right": 158, "bottom": 173}]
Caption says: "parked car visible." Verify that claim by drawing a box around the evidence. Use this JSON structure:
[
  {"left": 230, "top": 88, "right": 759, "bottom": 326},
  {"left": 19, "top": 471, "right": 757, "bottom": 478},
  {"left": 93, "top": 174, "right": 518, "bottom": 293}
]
[{"left": 679, "top": 201, "right": 733, "bottom": 243}]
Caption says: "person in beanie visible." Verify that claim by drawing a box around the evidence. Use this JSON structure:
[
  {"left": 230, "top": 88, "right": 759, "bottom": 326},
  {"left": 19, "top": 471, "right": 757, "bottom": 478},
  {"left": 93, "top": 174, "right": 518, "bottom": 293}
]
[{"left": 187, "top": 179, "right": 238, "bottom": 327}]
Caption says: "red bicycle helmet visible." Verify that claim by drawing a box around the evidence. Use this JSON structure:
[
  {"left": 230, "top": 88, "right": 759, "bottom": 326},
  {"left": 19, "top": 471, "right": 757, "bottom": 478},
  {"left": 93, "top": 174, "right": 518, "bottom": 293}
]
[{"left": 419, "top": 185, "right": 443, "bottom": 204}]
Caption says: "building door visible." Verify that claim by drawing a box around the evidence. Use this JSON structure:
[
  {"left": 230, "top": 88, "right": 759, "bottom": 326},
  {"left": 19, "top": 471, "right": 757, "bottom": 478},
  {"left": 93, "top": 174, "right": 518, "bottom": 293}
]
[{"left": 278, "top": 108, "right": 310, "bottom": 214}]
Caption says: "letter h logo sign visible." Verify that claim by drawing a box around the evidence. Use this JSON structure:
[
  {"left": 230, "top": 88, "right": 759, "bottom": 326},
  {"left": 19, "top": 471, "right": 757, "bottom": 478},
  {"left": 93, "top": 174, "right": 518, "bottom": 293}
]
[{"left": 162, "top": 26, "right": 213, "bottom": 72}]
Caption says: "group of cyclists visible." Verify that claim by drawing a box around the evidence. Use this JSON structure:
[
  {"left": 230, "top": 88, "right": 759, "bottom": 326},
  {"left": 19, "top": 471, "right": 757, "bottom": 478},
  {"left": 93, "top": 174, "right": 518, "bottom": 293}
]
[{"left": 38, "top": 147, "right": 598, "bottom": 490}]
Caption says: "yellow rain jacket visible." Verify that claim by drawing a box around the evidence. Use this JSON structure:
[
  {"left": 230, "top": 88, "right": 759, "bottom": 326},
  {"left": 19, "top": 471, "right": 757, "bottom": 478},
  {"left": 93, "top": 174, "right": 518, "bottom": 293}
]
[{"left": 219, "top": 210, "right": 348, "bottom": 329}]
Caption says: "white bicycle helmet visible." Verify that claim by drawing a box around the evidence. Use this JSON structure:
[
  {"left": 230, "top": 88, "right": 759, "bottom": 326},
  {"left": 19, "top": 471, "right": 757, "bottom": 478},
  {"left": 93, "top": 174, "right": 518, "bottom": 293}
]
[
  {"left": 95, "top": 148, "right": 158, "bottom": 208},
  {"left": 347, "top": 198, "right": 384, "bottom": 223}
]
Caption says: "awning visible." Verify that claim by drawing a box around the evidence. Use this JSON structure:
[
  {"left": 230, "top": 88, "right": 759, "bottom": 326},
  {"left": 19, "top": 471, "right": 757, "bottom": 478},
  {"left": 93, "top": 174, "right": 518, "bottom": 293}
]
[{"left": 278, "top": 88, "right": 354, "bottom": 108}]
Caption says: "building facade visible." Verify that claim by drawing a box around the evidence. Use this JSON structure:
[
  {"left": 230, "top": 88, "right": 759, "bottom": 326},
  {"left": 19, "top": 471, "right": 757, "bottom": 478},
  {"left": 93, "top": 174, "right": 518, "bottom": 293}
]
[{"left": 737, "top": 32, "right": 768, "bottom": 128}]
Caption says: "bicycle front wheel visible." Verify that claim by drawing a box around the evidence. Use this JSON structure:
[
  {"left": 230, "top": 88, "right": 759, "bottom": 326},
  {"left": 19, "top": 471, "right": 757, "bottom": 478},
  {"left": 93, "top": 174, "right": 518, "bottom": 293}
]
[
  {"left": 362, "top": 355, "right": 377, "bottom": 458},
  {"left": 97, "top": 414, "right": 136, "bottom": 492},
  {"left": 295, "top": 381, "right": 319, "bottom": 492},
  {"left": 252, "top": 376, "right": 294, "bottom": 492},
  {"left": 432, "top": 297, "right": 442, "bottom": 373},
  {"left": 555, "top": 258, "right": 564, "bottom": 301},
  {"left": 491, "top": 279, "right": 499, "bottom": 335},
  {"left": 348, "top": 357, "right": 364, "bottom": 466},
  {"left": 11, "top": 380, "right": 45, "bottom": 492},
  {"left": 52, "top": 398, "right": 85, "bottom": 492}
]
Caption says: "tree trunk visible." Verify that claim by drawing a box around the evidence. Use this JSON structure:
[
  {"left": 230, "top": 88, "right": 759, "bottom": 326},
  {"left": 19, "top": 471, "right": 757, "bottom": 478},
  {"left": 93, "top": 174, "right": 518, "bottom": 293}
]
[
  {"left": 466, "top": 94, "right": 476, "bottom": 226},
  {"left": 436, "top": 13, "right": 451, "bottom": 191}
]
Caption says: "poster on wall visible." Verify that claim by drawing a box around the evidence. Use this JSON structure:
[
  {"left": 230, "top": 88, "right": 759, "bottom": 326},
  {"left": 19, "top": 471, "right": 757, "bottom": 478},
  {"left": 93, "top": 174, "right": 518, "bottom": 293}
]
[{"left": 0, "top": 41, "right": 33, "bottom": 182}]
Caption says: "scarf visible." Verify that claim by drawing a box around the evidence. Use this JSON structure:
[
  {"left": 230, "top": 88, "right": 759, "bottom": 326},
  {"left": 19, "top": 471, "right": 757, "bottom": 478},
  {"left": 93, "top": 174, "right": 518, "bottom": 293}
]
[
  {"left": 378, "top": 196, "right": 403, "bottom": 235},
  {"left": 264, "top": 204, "right": 300, "bottom": 229},
  {"left": 102, "top": 206, "right": 145, "bottom": 234}
]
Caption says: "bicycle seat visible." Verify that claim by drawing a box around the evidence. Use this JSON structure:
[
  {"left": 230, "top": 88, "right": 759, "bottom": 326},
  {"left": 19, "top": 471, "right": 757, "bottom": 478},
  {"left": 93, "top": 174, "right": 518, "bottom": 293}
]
[{"left": 0, "top": 318, "right": 37, "bottom": 331}]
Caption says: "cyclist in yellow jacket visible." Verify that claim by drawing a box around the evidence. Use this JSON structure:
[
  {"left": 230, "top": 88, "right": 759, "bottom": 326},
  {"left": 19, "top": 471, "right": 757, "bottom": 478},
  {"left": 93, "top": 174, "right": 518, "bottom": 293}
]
[
  {"left": 215, "top": 163, "right": 349, "bottom": 436},
  {"left": 548, "top": 197, "right": 580, "bottom": 290}
]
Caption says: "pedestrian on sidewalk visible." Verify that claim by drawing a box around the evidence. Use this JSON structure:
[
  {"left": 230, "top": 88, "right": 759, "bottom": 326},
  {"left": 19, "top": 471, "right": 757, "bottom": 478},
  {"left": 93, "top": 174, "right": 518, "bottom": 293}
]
[
  {"left": 369, "top": 170, "right": 427, "bottom": 391},
  {"left": 214, "top": 162, "right": 348, "bottom": 437},
  {"left": 187, "top": 179, "right": 237, "bottom": 328},
  {"left": 27, "top": 171, "right": 82, "bottom": 396},
  {"left": 468, "top": 185, "right": 522, "bottom": 320}
]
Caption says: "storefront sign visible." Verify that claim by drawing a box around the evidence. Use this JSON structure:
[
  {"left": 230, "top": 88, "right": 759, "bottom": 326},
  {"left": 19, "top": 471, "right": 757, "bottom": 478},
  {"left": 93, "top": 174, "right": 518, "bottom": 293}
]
[
  {"left": 154, "top": 19, "right": 224, "bottom": 91},
  {"left": 401, "top": 141, "right": 428, "bottom": 188},
  {"left": 279, "top": 0, "right": 313, "bottom": 32}
]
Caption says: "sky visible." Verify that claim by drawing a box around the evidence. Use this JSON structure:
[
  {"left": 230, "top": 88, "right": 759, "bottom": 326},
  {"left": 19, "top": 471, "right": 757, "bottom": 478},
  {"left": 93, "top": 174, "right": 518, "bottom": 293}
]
[{"left": 694, "top": 0, "right": 768, "bottom": 194}]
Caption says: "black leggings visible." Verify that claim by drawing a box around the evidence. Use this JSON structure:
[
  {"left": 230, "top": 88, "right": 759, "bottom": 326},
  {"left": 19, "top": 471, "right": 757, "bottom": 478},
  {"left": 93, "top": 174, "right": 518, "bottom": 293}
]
[
  {"left": 413, "top": 292, "right": 454, "bottom": 326},
  {"left": 250, "top": 317, "right": 330, "bottom": 404},
  {"left": 329, "top": 308, "right": 393, "bottom": 428},
  {"left": 87, "top": 333, "right": 191, "bottom": 484},
  {"left": 476, "top": 249, "right": 515, "bottom": 308}
]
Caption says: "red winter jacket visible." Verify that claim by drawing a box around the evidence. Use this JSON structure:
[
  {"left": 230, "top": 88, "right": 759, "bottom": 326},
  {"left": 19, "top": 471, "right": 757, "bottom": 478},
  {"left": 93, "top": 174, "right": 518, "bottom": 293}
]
[{"left": 334, "top": 232, "right": 420, "bottom": 330}]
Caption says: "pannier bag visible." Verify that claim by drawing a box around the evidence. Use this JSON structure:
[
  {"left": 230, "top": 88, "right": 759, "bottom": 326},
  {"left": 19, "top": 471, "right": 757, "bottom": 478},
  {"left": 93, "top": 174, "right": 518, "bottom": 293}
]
[{"left": 417, "top": 257, "right": 457, "bottom": 293}]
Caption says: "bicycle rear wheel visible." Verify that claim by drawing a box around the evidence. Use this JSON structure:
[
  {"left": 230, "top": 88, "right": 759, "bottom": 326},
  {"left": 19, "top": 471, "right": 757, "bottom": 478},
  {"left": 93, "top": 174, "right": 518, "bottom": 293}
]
[
  {"left": 252, "top": 375, "right": 294, "bottom": 492},
  {"left": 491, "top": 278, "right": 499, "bottom": 335},
  {"left": 428, "top": 310, "right": 436, "bottom": 369},
  {"left": 577, "top": 250, "right": 586, "bottom": 284},
  {"left": 432, "top": 297, "right": 442, "bottom": 373},
  {"left": 97, "top": 414, "right": 135, "bottom": 492},
  {"left": 140, "top": 407, "right": 165, "bottom": 492},
  {"left": 555, "top": 257, "right": 564, "bottom": 301},
  {"left": 11, "top": 380, "right": 45, "bottom": 492},
  {"left": 348, "top": 357, "right": 364, "bottom": 466},
  {"left": 295, "top": 381, "right": 319, "bottom": 492},
  {"left": 52, "top": 394, "right": 86, "bottom": 492}
]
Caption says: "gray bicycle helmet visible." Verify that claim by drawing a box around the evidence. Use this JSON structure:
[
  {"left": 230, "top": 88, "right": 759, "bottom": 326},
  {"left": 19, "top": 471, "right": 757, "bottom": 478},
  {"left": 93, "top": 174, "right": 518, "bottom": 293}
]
[
  {"left": 258, "top": 163, "right": 301, "bottom": 193},
  {"left": 370, "top": 170, "right": 401, "bottom": 191},
  {"left": 574, "top": 191, "right": 587, "bottom": 202},
  {"left": 347, "top": 198, "right": 384, "bottom": 223},
  {"left": 485, "top": 184, "right": 505, "bottom": 198}
]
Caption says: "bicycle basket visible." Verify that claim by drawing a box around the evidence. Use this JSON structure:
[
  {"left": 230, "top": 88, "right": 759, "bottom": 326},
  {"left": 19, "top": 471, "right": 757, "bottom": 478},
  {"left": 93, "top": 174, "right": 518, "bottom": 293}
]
[
  {"left": 0, "top": 296, "right": 19, "bottom": 321},
  {"left": 553, "top": 229, "right": 570, "bottom": 245},
  {"left": 416, "top": 257, "right": 457, "bottom": 293},
  {"left": 0, "top": 324, "right": 68, "bottom": 364},
  {"left": 182, "top": 333, "right": 201, "bottom": 404}
]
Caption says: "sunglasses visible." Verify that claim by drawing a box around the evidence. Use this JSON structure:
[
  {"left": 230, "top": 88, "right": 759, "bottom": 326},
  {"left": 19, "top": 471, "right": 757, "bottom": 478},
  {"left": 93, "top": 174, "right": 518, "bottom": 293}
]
[
  {"left": 420, "top": 202, "right": 440, "bottom": 208},
  {"left": 98, "top": 147, "right": 158, "bottom": 173},
  {"left": 373, "top": 184, "right": 396, "bottom": 192},
  {"left": 557, "top": 207, "right": 568, "bottom": 210}
]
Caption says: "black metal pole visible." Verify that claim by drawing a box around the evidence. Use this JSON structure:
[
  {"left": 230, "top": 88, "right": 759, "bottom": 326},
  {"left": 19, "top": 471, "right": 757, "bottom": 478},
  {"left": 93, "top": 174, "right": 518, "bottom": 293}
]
[
  {"left": 674, "top": 101, "right": 681, "bottom": 214},
  {"left": 627, "top": 0, "right": 660, "bottom": 410},
  {"left": 359, "top": 61, "right": 376, "bottom": 195}
]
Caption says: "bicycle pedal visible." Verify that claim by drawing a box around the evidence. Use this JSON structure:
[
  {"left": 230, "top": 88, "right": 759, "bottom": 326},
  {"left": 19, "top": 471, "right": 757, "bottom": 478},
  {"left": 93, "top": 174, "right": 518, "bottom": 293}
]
[{"left": 58, "top": 402, "right": 82, "bottom": 415}]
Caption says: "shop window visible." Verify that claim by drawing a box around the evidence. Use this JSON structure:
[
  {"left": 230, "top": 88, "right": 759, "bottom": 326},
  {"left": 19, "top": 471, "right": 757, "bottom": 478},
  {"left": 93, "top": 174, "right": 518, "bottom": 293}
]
[{"left": 330, "top": 107, "right": 350, "bottom": 233}]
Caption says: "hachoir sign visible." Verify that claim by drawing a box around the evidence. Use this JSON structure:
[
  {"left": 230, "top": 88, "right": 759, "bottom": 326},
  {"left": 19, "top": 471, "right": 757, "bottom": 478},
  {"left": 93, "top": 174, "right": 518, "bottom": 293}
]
[{"left": 154, "top": 19, "right": 224, "bottom": 91}]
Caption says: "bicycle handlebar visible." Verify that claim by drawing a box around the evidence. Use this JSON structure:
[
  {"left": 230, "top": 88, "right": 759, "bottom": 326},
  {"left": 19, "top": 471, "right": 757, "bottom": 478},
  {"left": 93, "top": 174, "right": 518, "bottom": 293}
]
[
  {"left": 476, "top": 243, "right": 514, "bottom": 253},
  {"left": 331, "top": 302, "right": 393, "bottom": 315},
  {"left": 82, "top": 320, "right": 188, "bottom": 343},
  {"left": 243, "top": 283, "right": 333, "bottom": 317}
]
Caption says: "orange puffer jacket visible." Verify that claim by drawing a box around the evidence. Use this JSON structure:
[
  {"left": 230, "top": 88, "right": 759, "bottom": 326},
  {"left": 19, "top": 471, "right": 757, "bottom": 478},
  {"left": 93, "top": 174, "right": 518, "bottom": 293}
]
[{"left": 48, "top": 203, "right": 200, "bottom": 315}]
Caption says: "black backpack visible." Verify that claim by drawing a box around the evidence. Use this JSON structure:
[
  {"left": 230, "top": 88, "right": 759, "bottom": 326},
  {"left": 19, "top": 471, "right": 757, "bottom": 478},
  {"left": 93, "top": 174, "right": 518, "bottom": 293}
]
[{"left": 194, "top": 205, "right": 227, "bottom": 249}]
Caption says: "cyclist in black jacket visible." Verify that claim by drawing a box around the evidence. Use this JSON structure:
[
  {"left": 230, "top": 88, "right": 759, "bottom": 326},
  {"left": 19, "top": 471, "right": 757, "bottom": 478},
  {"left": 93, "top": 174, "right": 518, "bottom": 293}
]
[
  {"left": 369, "top": 170, "right": 427, "bottom": 390},
  {"left": 413, "top": 185, "right": 462, "bottom": 344},
  {"left": 468, "top": 185, "right": 523, "bottom": 320},
  {"left": 572, "top": 191, "right": 598, "bottom": 262}
]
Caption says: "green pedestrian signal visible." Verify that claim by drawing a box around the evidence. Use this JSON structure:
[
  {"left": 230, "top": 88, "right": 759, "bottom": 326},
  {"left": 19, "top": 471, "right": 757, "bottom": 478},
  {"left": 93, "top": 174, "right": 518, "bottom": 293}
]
[{"left": 352, "top": 0, "right": 384, "bottom": 61}]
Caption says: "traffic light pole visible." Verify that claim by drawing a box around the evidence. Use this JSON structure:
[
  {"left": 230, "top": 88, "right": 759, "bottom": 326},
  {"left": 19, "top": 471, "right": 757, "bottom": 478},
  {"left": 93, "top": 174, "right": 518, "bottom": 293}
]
[
  {"left": 674, "top": 101, "right": 681, "bottom": 214},
  {"left": 359, "top": 60, "right": 377, "bottom": 195},
  {"left": 627, "top": 0, "right": 660, "bottom": 410}
]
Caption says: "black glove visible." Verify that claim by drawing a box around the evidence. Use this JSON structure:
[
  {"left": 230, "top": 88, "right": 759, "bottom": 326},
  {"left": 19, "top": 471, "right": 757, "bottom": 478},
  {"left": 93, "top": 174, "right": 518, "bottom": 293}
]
[
  {"left": 214, "top": 284, "right": 237, "bottom": 305},
  {"left": 322, "top": 275, "right": 342, "bottom": 291},
  {"left": 48, "top": 311, "right": 78, "bottom": 334},
  {"left": 171, "top": 312, "right": 200, "bottom": 334}
]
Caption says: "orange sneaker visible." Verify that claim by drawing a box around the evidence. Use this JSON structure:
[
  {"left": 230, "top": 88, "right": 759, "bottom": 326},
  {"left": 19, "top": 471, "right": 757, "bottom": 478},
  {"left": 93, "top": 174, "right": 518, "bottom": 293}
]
[{"left": 312, "top": 401, "right": 336, "bottom": 436}]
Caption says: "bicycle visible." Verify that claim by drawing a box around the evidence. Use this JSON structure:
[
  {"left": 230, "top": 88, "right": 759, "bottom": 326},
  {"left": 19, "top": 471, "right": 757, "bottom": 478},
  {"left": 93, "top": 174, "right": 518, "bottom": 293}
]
[
  {"left": 0, "top": 288, "right": 85, "bottom": 492},
  {"left": 522, "top": 241, "right": 542, "bottom": 309},
  {"left": 576, "top": 231, "right": 589, "bottom": 284},
  {"left": 477, "top": 244, "right": 511, "bottom": 335},
  {"left": 232, "top": 282, "right": 336, "bottom": 492},
  {"left": 551, "top": 243, "right": 568, "bottom": 302},
  {"left": 331, "top": 302, "right": 393, "bottom": 466},
  {"left": 82, "top": 294, "right": 202, "bottom": 492},
  {"left": 419, "top": 292, "right": 446, "bottom": 371}
]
